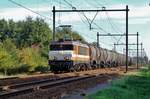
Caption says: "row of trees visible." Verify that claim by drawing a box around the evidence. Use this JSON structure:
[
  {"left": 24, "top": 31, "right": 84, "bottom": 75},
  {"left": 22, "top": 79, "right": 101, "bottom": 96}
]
[
  {"left": 0, "top": 17, "right": 52, "bottom": 48},
  {"left": 0, "top": 17, "right": 84, "bottom": 75}
]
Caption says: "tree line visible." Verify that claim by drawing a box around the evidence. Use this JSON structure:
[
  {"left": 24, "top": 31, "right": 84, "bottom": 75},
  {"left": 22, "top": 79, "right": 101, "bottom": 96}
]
[{"left": 0, "top": 17, "right": 84, "bottom": 75}]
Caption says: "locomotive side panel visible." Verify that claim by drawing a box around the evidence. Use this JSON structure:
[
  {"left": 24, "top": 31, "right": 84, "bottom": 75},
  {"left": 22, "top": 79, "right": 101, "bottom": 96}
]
[{"left": 74, "top": 45, "right": 90, "bottom": 64}]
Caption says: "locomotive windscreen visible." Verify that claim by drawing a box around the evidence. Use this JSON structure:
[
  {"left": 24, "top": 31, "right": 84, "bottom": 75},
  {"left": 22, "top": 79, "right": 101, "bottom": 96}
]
[{"left": 50, "top": 44, "right": 73, "bottom": 50}]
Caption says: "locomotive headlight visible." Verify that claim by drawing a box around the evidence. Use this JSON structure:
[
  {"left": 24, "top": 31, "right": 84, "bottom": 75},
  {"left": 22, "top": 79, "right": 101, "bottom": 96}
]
[
  {"left": 64, "top": 56, "right": 71, "bottom": 60},
  {"left": 49, "top": 56, "right": 57, "bottom": 60},
  {"left": 49, "top": 56, "right": 54, "bottom": 60}
]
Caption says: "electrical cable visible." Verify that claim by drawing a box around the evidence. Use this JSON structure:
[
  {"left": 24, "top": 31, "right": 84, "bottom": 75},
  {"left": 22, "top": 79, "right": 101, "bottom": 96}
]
[{"left": 8, "top": 0, "right": 52, "bottom": 21}]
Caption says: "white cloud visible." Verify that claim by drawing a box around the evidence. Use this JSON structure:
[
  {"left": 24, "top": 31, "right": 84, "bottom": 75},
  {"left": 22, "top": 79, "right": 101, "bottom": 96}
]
[
  {"left": 1, "top": 4, "right": 150, "bottom": 23},
  {"left": 0, "top": 8, "right": 37, "bottom": 21},
  {"left": 130, "top": 6, "right": 150, "bottom": 18},
  {"left": 108, "top": 4, "right": 150, "bottom": 17},
  {"left": 0, "top": 6, "right": 52, "bottom": 21},
  {"left": 56, "top": 5, "right": 150, "bottom": 24},
  {"left": 117, "top": 17, "right": 150, "bottom": 24}
]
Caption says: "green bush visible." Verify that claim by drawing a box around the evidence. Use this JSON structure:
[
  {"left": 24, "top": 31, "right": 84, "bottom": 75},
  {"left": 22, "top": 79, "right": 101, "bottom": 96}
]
[
  {"left": 35, "top": 65, "right": 49, "bottom": 73},
  {"left": 0, "top": 44, "right": 18, "bottom": 75},
  {"left": 18, "top": 47, "right": 48, "bottom": 72},
  {"left": 18, "top": 64, "right": 30, "bottom": 73},
  {"left": 0, "top": 41, "right": 49, "bottom": 75},
  {"left": 88, "top": 86, "right": 138, "bottom": 99},
  {"left": 138, "top": 65, "right": 150, "bottom": 77},
  {"left": 87, "top": 67, "right": 150, "bottom": 99}
]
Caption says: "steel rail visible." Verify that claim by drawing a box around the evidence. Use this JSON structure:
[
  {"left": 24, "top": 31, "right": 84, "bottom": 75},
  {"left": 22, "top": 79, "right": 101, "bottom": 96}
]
[{"left": 0, "top": 75, "right": 95, "bottom": 98}]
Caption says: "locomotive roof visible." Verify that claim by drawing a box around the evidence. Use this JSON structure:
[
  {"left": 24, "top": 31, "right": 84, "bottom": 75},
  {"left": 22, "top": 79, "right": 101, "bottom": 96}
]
[{"left": 50, "top": 40, "right": 89, "bottom": 48}]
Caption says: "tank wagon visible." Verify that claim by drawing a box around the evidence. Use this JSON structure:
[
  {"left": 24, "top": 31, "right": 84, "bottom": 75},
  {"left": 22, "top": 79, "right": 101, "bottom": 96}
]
[{"left": 48, "top": 40, "right": 132, "bottom": 72}]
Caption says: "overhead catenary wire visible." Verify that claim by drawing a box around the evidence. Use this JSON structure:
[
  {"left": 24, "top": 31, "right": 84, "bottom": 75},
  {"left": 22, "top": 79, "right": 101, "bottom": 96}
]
[
  {"left": 62, "top": 0, "right": 111, "bottom": 34},
  {"left": 81, "top": 11, "right": 99, "bottom": 30},
  {"left": 86, "top": 0, "right": 126, "bottom": 45},
  {"left": 62, "top": 0, "right": 114, "bottom": 47},
  {"left": 83, "top": 0, "right": 123, "bottom": 44},
  {"left": 105, "top": 12, "right": 124, "bottom": 43},
  {"left": 85, "top": 0, "right": 103, "bottom": 8},
  {"left": 63, "top": 0, "right": 76, "bottom": 9},
  {"left": 62, "top": 0, "right": 115, "bottom": 48},
  {"left": 102, "top": 0, "right": 125, "bottom": 43},
  {"left": 81, "top": 32, "right": 114, "bottom": 47},
  {"left": 62, "top": 0, "right": 90, "bottom": 28},
  {"left": 63, "top": 0, "right": 92, "bottom": 26},
  {"left": 8, "top": 0, "right": 52, "bottom": 20},
  {"left": 93, "top": 0, "right": 106, "bottom": 7},
  {"left": 90, "top": 11, "right": 99, "bottom": 25},
  {"left": 95, "top": 3, "right": 126, "bottom": 45}
]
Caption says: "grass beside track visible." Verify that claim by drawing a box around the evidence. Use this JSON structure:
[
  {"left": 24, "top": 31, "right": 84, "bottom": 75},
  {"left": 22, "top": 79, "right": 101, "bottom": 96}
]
[{"left": 86, "top": 65, "right": 150, "bottom": 99}]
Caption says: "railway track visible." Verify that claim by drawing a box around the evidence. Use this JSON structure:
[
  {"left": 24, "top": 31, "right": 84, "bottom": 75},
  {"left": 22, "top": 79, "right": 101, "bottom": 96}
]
[
  {"left": 0, "top": 74, "right": 96, "bottom": 98},
  {"left": 0, "top": 77, "right": 19, "bottom": 81},
  {"left": 0, "top": 66, "right": 137, "bottom": 99}
]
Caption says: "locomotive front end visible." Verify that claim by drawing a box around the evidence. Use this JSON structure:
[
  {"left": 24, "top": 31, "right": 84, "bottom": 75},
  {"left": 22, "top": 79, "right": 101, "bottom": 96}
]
[{"left": 48, "top": 41, "right": 74, "bottom": 72}]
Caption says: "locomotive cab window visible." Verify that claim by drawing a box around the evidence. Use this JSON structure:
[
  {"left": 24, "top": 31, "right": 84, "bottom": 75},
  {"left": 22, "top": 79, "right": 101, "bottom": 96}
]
[
  {"left": 78, "top": 46, "right": 88, "bottom": 55},
  {"left": 50, "top": 44, "right": 73, "bottom": 50}
]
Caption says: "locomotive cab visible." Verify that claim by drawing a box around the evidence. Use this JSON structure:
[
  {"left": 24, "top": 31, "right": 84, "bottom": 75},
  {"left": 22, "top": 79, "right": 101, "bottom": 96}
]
[
  {"left": 49, "top": 40, "right": 90, "bottom": 72},
  {"left": 49, "top": 41, "right": 74, "bottom": 72}
]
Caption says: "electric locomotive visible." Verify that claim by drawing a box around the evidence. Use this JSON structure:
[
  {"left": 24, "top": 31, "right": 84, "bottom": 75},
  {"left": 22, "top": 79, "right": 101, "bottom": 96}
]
[{"left": 49, "top": 40, "right": 90, "bottom": 72}]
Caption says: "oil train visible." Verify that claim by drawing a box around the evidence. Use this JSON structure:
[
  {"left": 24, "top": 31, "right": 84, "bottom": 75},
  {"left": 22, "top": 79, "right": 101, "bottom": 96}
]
[{"left": 48, "top": 40, "right": 134, "bottom": 73}]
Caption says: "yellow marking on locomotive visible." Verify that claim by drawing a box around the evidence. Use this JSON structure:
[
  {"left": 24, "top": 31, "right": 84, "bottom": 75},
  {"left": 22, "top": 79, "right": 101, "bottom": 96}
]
[{"left": 71, "top": 55, "right": 90, "bottom": 61}]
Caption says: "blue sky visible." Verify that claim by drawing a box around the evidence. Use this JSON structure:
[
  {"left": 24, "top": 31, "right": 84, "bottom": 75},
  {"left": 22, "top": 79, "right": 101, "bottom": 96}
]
[{"left": 0, "top": 0, "right": 150, "bottom": 58}]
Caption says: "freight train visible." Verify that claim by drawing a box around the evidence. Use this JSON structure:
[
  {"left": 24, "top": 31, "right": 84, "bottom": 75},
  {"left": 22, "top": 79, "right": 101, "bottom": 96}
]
[{"left": 48, "top": 40, "right": 133, "bottom": 73}]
